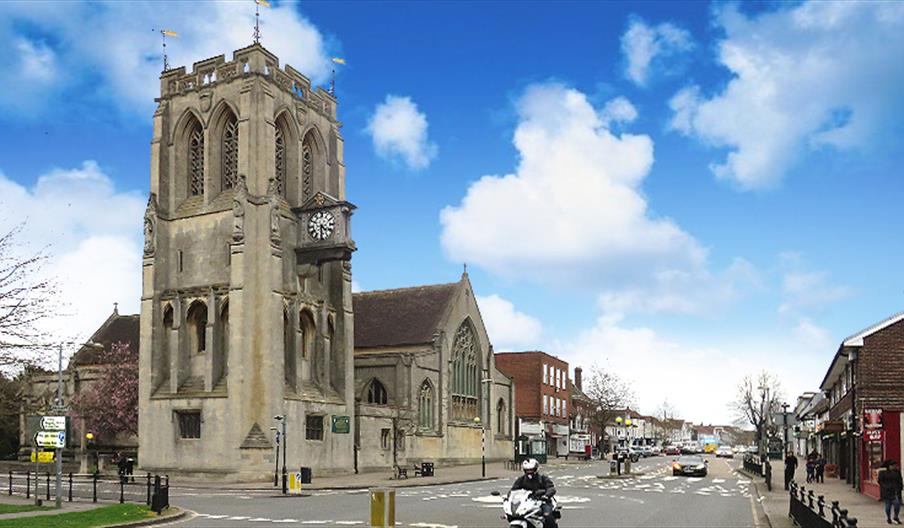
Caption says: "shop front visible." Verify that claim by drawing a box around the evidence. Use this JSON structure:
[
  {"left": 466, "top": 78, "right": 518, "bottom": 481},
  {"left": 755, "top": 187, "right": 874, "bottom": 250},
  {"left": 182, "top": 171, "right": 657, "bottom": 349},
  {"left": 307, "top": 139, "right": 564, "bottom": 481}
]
[
  {"left": 860, "top": 409, "right": 901, "bottom": 500},
  {"left": 547, "top": 423, "right": 569, "bottom": 457},
  {"left": 516, "top": 420, "right": 547, "bottom": 464},
  {"left": 570, "top": 433, "right": 591, "bottom": 457}
]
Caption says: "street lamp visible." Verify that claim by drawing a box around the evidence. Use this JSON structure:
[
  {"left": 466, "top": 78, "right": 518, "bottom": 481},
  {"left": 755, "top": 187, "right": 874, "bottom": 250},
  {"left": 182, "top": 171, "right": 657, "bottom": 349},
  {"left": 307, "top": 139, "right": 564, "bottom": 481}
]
[
  {"left": 781, "top": 402, "right": 790, "bottom": 455},
  {"left": 473, "top": 416, "right": 484, "bottom": 477},
  {"left": 269, "top": 427, "right": 280, "bottom": 487},
  {"left": 274, "top": 416, "right": 287, "bottom": 494}
]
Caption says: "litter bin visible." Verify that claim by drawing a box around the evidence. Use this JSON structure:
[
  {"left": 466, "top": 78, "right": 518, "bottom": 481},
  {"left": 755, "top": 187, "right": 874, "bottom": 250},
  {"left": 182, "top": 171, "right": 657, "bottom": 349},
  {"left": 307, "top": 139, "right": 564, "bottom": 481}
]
[
  {"left": 421, "top": 462, "right": 434, "bottom": 477},
  {"left": 609, "top": 460, "right": 617, "bottom": 475},
  {"left": 300, "top": 467, "right": 312, "bottom": 484}
]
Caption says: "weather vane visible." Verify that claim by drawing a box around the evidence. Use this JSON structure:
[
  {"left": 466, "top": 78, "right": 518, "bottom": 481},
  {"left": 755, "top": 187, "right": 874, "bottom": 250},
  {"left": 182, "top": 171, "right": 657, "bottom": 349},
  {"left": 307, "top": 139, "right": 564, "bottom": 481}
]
[
  {"left": 153, "top": 29, "right": 178, "bottom": 71},
  {"left": 330, "top": 57, "right": 346, "bottom": 96},
  {"left": 253, "top": 0, "right": 270, "bottom": 44}
]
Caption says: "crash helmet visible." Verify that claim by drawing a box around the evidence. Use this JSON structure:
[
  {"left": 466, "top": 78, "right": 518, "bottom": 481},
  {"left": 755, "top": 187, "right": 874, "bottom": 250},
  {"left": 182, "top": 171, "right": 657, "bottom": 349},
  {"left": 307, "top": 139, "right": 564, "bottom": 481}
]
[{"left": 522, "top": 458, "right": 540, "bottom": 478}]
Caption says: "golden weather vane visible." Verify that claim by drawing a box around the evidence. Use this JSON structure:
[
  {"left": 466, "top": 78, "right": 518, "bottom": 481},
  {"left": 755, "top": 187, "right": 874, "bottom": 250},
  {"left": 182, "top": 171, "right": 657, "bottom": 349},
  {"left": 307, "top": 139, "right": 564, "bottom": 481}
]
[
  {"left": 153, "top": 29, "right": 178, "bottom": 71},
  {"left": 253, "top": 0, "right": 270, "bottom": 44}
]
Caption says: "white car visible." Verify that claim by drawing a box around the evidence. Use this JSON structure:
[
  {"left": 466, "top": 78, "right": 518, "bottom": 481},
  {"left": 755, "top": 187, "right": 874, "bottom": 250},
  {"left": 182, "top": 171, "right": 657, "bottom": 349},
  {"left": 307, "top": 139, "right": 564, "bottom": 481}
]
[{"left": 715, "top": 446, "right": 734, "bottom": 458}]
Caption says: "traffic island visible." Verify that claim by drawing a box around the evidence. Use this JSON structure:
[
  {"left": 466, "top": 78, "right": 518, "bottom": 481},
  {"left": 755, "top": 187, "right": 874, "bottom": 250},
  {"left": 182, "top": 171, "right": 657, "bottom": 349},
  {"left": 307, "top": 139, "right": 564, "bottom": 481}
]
[{"left": 0, "top": 503, "right": 185, "bottom": 528}]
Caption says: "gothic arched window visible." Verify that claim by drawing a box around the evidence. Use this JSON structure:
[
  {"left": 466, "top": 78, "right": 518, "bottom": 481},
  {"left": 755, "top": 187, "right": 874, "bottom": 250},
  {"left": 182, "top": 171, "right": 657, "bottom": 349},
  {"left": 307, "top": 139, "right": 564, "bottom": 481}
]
[
  {"left": 274, "top": 126, "right": 286, "bottom": 196},
  {"left": 222, "top": 114, "right": 239, "bottom": 190},
  {"left": 451, "top": 321, "right": 479, "bottom": 421},
  {"left": 419, "top": 380, "right": 434, "bottom": 430},
  {"left": 188, "top": 122, "right": 204, "bottom": 196},
  {"left": 301, "top": 141, "right": 313, "bottom": 200},
  {"left": 497, "top": 398, "right": 506, "bottom": 435},
  {"left": 186, "top": 302, "right": 208, "bottom": 355},
  {"left": 284, "top": 309, "right": 296, "bottom": 390},
  {"left": 367, "top": 379, "right": 388, "bottom": 405}
]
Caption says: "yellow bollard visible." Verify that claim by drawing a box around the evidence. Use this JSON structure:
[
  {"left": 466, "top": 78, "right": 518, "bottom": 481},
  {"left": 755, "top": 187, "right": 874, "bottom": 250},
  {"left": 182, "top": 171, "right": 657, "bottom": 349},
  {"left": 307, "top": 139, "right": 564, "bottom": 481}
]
[{"left": 369, "top": 487, "right": 395, "bottom": 527}]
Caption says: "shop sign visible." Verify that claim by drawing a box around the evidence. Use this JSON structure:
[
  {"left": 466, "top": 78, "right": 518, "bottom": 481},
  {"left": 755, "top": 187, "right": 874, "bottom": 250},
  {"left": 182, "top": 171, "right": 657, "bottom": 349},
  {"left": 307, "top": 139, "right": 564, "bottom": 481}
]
[
  {"left": 865, "top": 429, "right": 883, "bottom": 442},
  {"left": 520, "top": 421, "right": 542, "bottom": 435},
  {"left": 552, "top": 424, "right": 569, "bottom": 436},
  {"left": 820, "top": 420, "right": 844, "bottom": 433},
  {"left": 331, "top": 415, "right": 350, "bottom": 434},
  {"left": 863, "top": 409, "right": 883, "bottom": 429}
]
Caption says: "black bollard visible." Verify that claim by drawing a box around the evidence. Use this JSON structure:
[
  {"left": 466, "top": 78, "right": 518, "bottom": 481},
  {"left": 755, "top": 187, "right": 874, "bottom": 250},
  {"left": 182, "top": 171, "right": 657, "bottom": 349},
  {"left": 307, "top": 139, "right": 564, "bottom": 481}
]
[
  {"left": 45, "top": 472, "right": 50, "bottom": 501},
  {"left": 146, "top": 473, "right": 152, "bottom": 506},
  {"left": 26, "top": 472, "right": 30, "bottom": 499},
  {"left": 119, "top": 475, "right": 125, "bottom": 504},
  {"left": 68, "top": 472, "right": 73, "bottom": 502},
  {"left": 92, "top": 472, "right": 98, "bottom": 503},
  {"left": 7, "top": 471, "right": 11, "bottom": 496}
]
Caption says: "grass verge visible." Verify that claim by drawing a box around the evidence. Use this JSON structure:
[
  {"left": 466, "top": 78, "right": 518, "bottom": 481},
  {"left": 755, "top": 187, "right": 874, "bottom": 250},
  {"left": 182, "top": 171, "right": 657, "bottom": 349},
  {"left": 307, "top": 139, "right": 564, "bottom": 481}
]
[
  {"left": 0, "top": 503, "right": 51, "bottom": 514},
  {"left": 0, "top": 503, "right": 154, "bottom": 527}
]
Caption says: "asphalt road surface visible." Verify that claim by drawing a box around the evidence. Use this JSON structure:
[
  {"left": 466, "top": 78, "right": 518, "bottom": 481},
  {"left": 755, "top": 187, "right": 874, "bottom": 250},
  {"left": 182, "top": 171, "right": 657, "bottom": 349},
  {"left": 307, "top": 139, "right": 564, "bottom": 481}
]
[{"left": 162, "top": 455, "right": 766, "bottom": 527}]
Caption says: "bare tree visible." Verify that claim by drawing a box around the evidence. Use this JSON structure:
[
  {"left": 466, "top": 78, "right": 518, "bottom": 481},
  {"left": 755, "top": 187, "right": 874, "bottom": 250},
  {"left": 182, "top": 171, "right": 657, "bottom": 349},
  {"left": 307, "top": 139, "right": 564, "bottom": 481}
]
[
  {"left": 731, "top": 371, "right": 783, "bottom": 456},
  {"left": 0, "top": 223, "right": 57, "bottom": 370},
  {"left": 584, "top": 366, "right": 635, "bottom": 450},
  {"left": 655, "top": 399, "right": 680, "bottom": 443}
]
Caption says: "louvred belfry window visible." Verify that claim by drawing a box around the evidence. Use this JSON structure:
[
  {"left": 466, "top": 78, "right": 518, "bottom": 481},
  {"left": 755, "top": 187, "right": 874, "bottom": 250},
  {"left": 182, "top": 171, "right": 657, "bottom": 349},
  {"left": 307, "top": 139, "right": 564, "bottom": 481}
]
[
  {"left": 222, "top": 116, "right": 239, "bottom": 190},
  {"left": 274, "top": 127, "right": 286, "bottom": 195},
  {"left": 451, "top": 321, "right": 479, "bottom": 421},
  {"left": 189, "top": 124, "right": 204, "bottom": 196},
  {"left": 302, "top": 140, "right": 313, "bottom": 199}
]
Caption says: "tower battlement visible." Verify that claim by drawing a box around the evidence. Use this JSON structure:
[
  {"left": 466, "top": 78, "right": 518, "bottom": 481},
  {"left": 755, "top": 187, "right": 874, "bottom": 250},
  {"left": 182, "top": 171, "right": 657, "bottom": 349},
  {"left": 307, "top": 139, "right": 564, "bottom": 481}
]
[{"left": 158, "top": 43, "right": 336, "bottom": 122}]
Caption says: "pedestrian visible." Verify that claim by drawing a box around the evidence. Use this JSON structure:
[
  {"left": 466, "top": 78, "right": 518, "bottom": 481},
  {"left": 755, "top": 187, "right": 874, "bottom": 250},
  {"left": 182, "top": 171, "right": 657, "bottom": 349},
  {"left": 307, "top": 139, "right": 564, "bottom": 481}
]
[
  {"left": 126, "top": 457, "right": 135, "bottom": 483},
  {"left": 115, "top": 452, "right": 127, "bottom": 479},
  {"left": 784, "top": 451, "right": 799, "bottom": 491},
  {"left": 878, "top": 460, "right": 903, "bottom": 525},
  {"left": 806, "top": 457, "right": 815, "bottom": 483},
  {"left": 816, "top": 455, "right": 826, "bottom": 483}
]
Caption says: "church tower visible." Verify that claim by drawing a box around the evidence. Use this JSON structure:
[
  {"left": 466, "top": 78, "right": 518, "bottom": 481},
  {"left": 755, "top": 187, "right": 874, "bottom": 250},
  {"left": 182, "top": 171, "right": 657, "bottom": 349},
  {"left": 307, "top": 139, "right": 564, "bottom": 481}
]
[{"left": 138, "top": 43, "right": 356, "bottom": 478}]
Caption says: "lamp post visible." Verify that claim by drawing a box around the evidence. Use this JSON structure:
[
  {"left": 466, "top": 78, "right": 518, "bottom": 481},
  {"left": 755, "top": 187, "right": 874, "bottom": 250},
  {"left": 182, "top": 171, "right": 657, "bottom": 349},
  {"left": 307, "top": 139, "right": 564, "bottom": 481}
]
[
  {"left": 473, "top": 416, "right": 485, "bottom": 477},
  {"left": 274, "top": 416, "right": 287, "bottom": 494},
  {"left": 269, "top": 427, "right": 280, "bottom": 487},
  {"left": 781, "top": 402, "right": 790, "bottom": 455}
]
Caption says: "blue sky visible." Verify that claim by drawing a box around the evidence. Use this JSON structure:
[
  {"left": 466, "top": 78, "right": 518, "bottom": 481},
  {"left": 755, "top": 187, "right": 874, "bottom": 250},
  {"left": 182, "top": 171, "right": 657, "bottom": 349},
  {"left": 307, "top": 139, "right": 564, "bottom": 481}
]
[{"left": 1, "top": 1, "right": 902, "bottom": 423}]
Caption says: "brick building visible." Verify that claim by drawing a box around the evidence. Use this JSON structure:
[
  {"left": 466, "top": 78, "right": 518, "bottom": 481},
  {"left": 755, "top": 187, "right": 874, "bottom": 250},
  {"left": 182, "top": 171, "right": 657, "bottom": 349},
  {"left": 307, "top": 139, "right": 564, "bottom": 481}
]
[
  {"left": 568, "top": 367, "right": 594, "bottom": 457},
  {"left": 817, "top": 310, "right": 904, "bottom": 499},
  {"left": 494, "top": 351, "right": 570, "bottom": 459}
]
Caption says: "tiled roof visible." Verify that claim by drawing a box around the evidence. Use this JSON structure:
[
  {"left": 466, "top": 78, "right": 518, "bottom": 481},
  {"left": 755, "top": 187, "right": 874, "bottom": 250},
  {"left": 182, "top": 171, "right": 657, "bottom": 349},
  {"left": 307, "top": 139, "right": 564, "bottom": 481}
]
[
  {"left": 69, "top": 311, "right": 140, "bottom": 367},
  {"left": 353, "top": 282, "right": 459, "bottom": 348}
]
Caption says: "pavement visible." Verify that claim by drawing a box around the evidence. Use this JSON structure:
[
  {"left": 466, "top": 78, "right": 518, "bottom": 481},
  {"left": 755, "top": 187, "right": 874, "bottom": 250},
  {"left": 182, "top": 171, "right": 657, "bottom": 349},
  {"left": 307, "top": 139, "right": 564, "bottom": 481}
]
[
  {"left": 161, "top": 455, "right": 765, "bottom": 527},
  {"left": 741, "top": 461, "right": 889, "bottom": 528},
  {"left": 0, "top": 493, "right": 102, "bottom": 520}
]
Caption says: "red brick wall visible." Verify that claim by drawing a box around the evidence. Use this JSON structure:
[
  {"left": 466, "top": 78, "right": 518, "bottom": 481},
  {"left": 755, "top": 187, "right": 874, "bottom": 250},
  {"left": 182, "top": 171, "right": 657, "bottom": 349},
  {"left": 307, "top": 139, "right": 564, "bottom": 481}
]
[
  {"left": 858, "top": 318, "right": 904, "bottom": 412},
  {"left": 494, "top": 352, "right": 569, "bottom": 424}
]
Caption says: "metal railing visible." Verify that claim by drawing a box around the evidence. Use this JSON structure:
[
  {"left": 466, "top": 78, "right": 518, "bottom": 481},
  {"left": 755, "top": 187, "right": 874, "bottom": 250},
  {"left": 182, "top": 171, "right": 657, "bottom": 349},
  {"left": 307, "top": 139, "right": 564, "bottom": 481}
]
[
  {"left": 6, "top": 470, "right": 168, "bottom": 511},
  {"left": 789, "top": 481, "right": 858, "bottom": 528},
  {"left": 743, "top": 454, "right": 763, "bottom": 475}
]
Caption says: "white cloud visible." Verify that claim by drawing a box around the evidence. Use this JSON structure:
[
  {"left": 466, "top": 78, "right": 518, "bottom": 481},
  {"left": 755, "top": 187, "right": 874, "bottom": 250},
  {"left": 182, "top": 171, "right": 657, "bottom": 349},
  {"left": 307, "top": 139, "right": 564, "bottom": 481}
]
[
  {"left": 476, "top": 295, "right": 542, "bottom": 350},
  {"left": 600, "top": 96, "right": 638, "bottom": 126},
  {"left": 668, "top": 2, "right": 904, "bottom": 190},
  {"left": 0, "top": 162, "right": 145, "bottom": 362},
  {"left": 0, "top": 2, "right": 333, "bottom": 116},
  {"left": 15, "top": 38, "right": 56, "bottom": 82},
  {"left": 559, "top": 313, "right": 821, "bottom": 424},
  {"left": 621, "top": 17, "right": 694, "bottom": 87},
  {"left": 441, "top": 83, "right": 745, "bottom": 315},
  {"left": 366, "top": 95, "right": 437, "bottom": 170}
]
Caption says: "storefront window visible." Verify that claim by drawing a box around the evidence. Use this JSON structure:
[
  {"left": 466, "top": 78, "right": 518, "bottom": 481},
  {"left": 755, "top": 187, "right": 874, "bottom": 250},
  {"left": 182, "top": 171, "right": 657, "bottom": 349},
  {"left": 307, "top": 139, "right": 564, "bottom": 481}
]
[{"left": 865, "top": 439, "right": 883, "bottom": 482}]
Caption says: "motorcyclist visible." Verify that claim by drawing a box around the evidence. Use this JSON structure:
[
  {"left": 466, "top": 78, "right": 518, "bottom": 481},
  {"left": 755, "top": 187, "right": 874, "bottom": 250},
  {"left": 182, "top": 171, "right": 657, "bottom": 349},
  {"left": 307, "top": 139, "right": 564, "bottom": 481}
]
[{"left": 511, "top": 459, "right": 556, "bottom": 527}]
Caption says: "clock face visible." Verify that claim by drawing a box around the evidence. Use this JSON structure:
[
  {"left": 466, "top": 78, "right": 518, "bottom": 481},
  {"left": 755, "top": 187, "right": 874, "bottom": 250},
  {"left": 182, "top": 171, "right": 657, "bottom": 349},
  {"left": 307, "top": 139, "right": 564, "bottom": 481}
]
[{"left": 308, "top": 210, "right": 335, "bottom": 241}]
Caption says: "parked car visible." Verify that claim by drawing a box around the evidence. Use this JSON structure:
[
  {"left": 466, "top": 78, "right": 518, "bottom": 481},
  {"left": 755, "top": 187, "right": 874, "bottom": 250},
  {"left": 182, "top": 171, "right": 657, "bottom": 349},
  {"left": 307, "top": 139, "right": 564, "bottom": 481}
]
[
  {"left": 715, "top": 446, "right": 734, "bottom": 458},
  {"left": 672, "top": 455, "right": 708, "bottom": 477},
  {"left": 616, "top": 446, "right": 640, "bottom": 463},
  {"left": 664, "top": 445, "right": 681, "bottom": 456},
  {"left": 639, "top": 446, "right": 654, "bottom": 457}
]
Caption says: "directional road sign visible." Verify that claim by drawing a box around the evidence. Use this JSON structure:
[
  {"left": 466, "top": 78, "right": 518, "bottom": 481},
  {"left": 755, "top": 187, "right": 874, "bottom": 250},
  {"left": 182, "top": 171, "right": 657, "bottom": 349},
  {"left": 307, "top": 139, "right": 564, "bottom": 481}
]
[
  {"left": 34, "top": 430, "right": 66, "bottom": 449},
  {"left": 40, "top": 416, "right": 67, "bottom": 431}
]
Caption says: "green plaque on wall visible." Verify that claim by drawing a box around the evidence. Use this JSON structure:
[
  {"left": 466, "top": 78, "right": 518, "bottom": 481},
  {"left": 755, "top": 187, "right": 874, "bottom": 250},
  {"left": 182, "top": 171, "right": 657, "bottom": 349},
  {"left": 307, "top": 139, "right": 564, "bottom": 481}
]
[{"left": 332, "top": 415, "right": 350, "bottom": 434}]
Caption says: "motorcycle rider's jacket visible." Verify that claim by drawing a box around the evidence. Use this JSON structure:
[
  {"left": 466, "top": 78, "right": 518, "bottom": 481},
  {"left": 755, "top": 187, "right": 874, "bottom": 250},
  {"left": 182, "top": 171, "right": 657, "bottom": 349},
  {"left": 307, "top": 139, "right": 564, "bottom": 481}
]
[{"left": 511, "top": 473, "right": 556, "bottom": 498}]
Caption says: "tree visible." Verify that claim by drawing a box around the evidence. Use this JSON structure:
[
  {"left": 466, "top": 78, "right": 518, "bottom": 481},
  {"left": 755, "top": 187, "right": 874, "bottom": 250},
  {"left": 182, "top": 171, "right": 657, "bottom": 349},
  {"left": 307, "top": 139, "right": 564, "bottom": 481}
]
[
  {"left": 0, "top": 223, "right": 58, "bottom": 370},
  {"left": 0, "top": 371, "right": 23, "bottom": 458},
  {"left": 70, "top": 342, "right": 138, "bottom": 442},
  {"left": 584, "top": 366, "right": 635, "bottom": 450},
  {"left": 655, "top": 399, "right": 680, "bottom": 443},
  {"left": 731, "top": 371, "right": 783, "bottom": 456}
]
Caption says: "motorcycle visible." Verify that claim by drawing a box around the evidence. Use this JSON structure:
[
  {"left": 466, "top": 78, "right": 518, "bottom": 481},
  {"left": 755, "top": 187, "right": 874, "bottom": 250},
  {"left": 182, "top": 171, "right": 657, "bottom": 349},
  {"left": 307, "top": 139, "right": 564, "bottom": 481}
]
[{"left": 492, "top": 489, "right": 560, "bottom": 528}]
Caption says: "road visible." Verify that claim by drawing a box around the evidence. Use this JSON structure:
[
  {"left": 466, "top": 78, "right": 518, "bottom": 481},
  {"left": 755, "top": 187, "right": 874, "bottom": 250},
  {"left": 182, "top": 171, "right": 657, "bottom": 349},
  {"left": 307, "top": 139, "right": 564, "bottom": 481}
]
[{"left": 166, "top": 455, "right": 766, "bottom": 527}]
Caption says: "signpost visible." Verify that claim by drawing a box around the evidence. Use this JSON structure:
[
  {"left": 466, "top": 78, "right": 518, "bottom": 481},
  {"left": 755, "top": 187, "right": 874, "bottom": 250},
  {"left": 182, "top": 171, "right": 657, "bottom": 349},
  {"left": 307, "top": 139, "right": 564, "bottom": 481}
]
[
  {"left": 30, "top": 451, "right": 55, "bottom": 463},
  {"left": 34, "top": 430, "right": 66, "bottom": 449},
  {"left": 41, "top": 416, "right": 67, "bottom": 431}
]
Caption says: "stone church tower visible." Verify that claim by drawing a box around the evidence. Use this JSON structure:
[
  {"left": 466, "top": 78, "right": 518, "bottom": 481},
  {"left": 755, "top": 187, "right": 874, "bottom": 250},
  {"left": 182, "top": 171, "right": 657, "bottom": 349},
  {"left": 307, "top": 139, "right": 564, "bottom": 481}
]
[{"left": 138, "top": 43, "right": 356, "bottom": 479}]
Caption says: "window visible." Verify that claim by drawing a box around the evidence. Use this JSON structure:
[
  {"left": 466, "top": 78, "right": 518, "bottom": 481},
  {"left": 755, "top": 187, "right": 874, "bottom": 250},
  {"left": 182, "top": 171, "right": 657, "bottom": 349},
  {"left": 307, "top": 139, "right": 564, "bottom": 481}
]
[
  {"left": 188, "top": 122, "right": 204, "bottom": 196},
  {"left": 450, "top": 321, "right": 479, "bottom": 421},
  {"left": 543, "top": 394, "right": 549, "bottom": 415},
  {"left": 284, "top": 310, "right": 295, "bottom": 389},
  {"left": 497, "top": 399, "right": 506, "bottom": 434},
  {"left": 381, "top": 428, "right": 390, "bottom": 449},
  {"left": 186, "top": 302, "right": 207, "bottom": 355},
  {"left": 274, "top": 126, "right": 285, "bottom": 195},
  {"left": 302, "top": 142, "right": 313, "bottom": 199},
  {"left": 177, "top": 410, "right": 201, "bottom": 439},
  {"left": 367, "top": 379, "right": 388, "bottom": 404},
  {"left": 222, "top": 114, "right": 239, "bottom": 190},
  {"left": 543, "top": 364, "right": 548, "bottom": 385},
  {"left": 305, "top": 415, "right": 323, "bottom": 440},
  {"left": 419, "top": 380, "right": 434, "bottom": 429}
]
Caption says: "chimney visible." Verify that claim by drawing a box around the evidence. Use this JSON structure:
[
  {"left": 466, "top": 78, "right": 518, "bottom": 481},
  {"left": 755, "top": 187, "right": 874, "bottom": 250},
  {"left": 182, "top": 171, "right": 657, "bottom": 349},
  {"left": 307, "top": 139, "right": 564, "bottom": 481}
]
[{"left": 574, "top": 367, "right": 583, "bottom": 391}]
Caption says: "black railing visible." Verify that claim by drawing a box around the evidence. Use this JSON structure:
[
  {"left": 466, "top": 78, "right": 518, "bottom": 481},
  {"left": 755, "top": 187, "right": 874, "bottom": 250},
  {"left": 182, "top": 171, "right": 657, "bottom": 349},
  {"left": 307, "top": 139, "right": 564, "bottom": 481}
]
[
  {"left": 744, "top": 454, "right": 763, "bottom": 475},
  {"left": 5, "top": 470, "right": 169, "bottom": 508},
  {"left": 789, "top": 481, "right": 858, "bottom": 528}
]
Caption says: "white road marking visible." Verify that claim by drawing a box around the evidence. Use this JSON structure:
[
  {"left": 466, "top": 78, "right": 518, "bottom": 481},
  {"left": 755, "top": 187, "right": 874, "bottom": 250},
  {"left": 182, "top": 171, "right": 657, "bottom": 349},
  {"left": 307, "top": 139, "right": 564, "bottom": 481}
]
[{"left": 271, "top": 520, "right": 299, "bottom": 524}]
